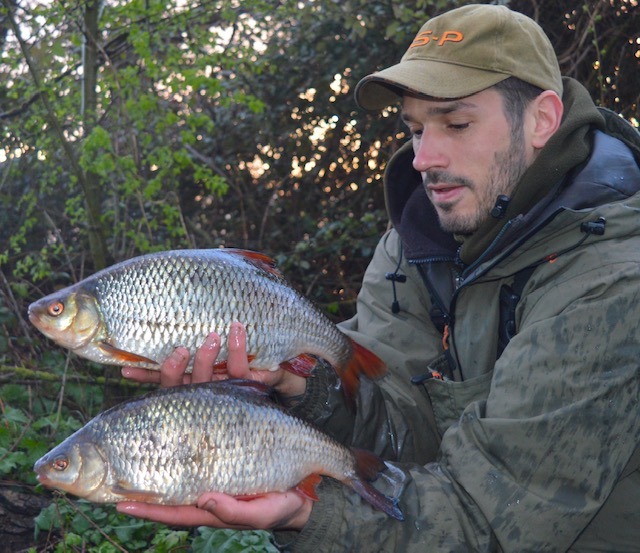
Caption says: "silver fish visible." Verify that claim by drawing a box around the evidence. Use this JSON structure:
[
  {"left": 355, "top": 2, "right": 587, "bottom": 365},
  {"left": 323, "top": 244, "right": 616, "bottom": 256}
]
[
  {"left": 33, "top": 380, "right": 404, "bottom": 520},
  {"left": 28, "top": 249, "right": 385, "bottom": 397}
]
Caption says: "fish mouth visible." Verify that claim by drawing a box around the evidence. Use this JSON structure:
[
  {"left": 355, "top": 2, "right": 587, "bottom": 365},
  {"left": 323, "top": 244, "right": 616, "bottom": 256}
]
[
  {"left": 27, "top": 305, "right": 42, "bottom": 326},
  {"left": 27, "top": 301, "right": 59, "bottom": 338},
  {"left": 35, "top": 472, "right": 52, "bottom": 487}
]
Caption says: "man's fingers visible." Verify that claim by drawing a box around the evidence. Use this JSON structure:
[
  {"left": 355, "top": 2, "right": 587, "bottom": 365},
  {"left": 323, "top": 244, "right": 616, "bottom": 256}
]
[
  {"left": 226, "top": 323, "right": 251, "bottom": 379},
  {"left": 121, "top": 349, "right": 189, "bottom": 387},
  {"left": 191, "top": 332, "right": 222, "bottom": 383},
  {"left": 196, "top": 491, "right": 310, "bottom": 530},
  {"left": 117, "top": 502, "right": 227, "bottom": 527},
  {"left": 199, "top": 494, "right": 271, "bottom": 528},
  {"left": 122, "top": 324, "right": 255, "bottom": 387},
  {"left": 159, "top": 347, "right": 191, "bottom": 387},
  {"left": 121, "top": 367, "right": 161, "bottom": 384}
]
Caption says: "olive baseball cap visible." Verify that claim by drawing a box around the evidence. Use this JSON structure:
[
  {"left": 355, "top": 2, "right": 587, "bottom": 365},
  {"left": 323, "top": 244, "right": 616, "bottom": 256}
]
[{"left": 355, "top": 4, "right": 563, "bottom": 110}]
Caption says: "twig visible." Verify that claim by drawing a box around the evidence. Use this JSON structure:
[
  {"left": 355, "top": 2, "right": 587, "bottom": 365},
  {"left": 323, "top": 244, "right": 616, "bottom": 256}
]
[
  {"left": 0, "top": 364, "right": 141, "bottom": 389},
  {"left": 58, "top": 493, "right": 130, "bottom": 553},
  {"left": 0, "top": 269, "right": 36, "bottom": 350},
  {"left": 54, "top": 355, "right": 72, "bottom": 431}
]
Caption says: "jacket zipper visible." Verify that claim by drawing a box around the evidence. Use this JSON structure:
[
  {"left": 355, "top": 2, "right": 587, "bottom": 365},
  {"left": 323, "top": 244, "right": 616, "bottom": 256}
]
[{"left": 445, "top": 213, "right": 606, "bottom": 378}]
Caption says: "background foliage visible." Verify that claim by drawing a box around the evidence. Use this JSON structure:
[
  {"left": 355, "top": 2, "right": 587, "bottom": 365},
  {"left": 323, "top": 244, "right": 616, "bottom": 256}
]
[{"left": 0, "top": 0, "right": 638, "bottom": 550}]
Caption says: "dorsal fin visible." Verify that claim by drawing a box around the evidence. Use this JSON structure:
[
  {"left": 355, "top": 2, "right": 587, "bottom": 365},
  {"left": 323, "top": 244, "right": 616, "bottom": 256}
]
[{"left": 223, "top": 248, "right": 284, "bottom": 278}]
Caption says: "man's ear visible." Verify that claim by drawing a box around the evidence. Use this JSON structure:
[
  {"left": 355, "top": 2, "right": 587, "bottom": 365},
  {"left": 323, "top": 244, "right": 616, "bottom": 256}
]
[{"left": 530, "top": 91, "right": 564, "bottom": 149}]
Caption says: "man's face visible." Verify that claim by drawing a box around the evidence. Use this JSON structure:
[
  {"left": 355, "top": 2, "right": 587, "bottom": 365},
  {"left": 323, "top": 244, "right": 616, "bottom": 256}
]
[{"left": 401, "top": 88, "right": 534, "bottom": 234}]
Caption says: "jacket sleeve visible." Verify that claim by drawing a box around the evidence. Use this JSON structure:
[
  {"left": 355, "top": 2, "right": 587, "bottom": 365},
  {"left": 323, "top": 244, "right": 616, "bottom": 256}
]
[
  {"left": 291, "top": 228, "right": 444, "bottom": 462},
  {"left": 287, "top": 243, "right": 640, "bottom": 552}
]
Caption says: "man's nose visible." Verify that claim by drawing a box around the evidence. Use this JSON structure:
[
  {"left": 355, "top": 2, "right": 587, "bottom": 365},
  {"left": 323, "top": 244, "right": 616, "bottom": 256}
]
[{"left": 412, "top": 131, "right": 448, "bottom": 173}]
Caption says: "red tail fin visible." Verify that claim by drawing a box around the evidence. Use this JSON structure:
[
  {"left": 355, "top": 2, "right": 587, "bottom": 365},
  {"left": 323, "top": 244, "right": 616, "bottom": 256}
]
[
  {"left": 340, "top": 339, "right": 387, "bottom": 402},
  {"left": 352, "top": 448, "right": 386, "bottom": 481},
  {"left": 348, "top": 448, "right": 404, "bottom": 521},
  {"left": 278, "top": 340, "right": 386, "bottom": 406}
]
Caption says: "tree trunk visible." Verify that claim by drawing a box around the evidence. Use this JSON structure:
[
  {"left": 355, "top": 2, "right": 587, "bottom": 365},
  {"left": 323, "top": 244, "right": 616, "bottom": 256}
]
[
  {"left": 82, "top": 0, "right": 112, "bottom": 270},
  {"left": 2, "top": 0, "right": 111, "bottom": 271}
]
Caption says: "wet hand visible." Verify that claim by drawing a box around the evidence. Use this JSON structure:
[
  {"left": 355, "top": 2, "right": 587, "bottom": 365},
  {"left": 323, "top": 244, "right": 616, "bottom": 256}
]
[
  {"left": 121, "top": 322, "right": 307, "bottom": 397},
  {"left": 117, "top": 489, "right": 313, "bottom": 531}
]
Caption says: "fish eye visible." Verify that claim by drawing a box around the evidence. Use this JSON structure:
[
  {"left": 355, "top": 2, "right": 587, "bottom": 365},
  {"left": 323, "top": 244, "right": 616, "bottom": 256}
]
[
  {"left": 47, "top": 302, "right": 65, "bottom": 317},
  {"left": 52, "top": 456, "right": 69, "bottom": 471}
]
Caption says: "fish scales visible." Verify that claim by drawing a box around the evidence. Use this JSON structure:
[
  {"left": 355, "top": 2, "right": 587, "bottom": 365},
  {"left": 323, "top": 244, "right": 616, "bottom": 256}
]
[
  {"left": 31, "top": 250, "right": 349, "bottom": 370},
  {"left": 34, "top": 382, "right": 376, "bottom": 506},
  {"left": 126, "top": 252, "right": 342, "bottom": 366},
  {"left": 28, "top": 249, "right": 388, "bottom": 398}
]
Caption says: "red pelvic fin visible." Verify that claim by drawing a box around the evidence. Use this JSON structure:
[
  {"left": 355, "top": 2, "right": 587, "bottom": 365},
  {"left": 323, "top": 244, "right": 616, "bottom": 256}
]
[
  {"left": 98, "top": 342, "right": 158, "bottom": 366},
  {"left": 223, "top": 378, "right": 273, "bottom": 397},
  {"left": 233, "top": 493, "right": 266, "bottom": 501},
  {"left": 279, "top": 353, "right": 318, "bottom": 377},
  {"left": 294, "top": 474, "right": 322, "bottom": 501},
  {"left": 212, "top": 360, "right": 228, "bottom": 373},
  {"left": 214, "top": 354, "right": 256, "bottom": 374}
]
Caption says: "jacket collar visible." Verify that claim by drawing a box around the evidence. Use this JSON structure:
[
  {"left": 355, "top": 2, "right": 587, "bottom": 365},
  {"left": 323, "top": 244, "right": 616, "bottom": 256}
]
[{"left": 384, "top": 140, "right": 459, "bottom": 263}]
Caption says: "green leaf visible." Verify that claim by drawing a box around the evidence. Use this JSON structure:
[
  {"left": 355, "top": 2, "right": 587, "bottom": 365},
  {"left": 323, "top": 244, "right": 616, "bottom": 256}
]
[
  {"left": 0, "top": 449, "right": 28, "bottom": 474},
  {"left": 192, "top": 528, "right": 278, "bottom": 552}
]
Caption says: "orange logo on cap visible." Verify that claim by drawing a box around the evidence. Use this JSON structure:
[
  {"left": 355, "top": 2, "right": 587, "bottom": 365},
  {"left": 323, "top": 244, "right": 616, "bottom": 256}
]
[{"left": 410, "top": 30, "right": 463, "bottom": 48}]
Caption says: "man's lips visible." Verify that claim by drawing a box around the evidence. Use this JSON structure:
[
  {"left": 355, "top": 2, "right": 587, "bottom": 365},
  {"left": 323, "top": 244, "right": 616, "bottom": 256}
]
[{"left": 427, "top": 184, "right": 466, "bottom": 203}]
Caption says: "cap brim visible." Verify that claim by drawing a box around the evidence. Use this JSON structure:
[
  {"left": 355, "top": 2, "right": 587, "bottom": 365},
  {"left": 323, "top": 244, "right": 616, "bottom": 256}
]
[{"left": 355, "top": 59, "right": 510, "bottom": 111}]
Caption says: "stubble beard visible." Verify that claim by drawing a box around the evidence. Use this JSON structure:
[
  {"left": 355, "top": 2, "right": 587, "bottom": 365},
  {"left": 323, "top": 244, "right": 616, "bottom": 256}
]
[{"left": 425, "top": 133, "right": 529, "bottom": 235}]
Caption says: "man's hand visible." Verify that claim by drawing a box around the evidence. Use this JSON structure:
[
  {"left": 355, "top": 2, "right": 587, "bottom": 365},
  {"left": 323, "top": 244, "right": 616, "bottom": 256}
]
[
  {"left": 121, "top": 322, "right": 307, "bottom": 397},
  {"left": 116, "top": 490, "right": 313, "bottom": 530},
  {"left": 118, "top": 322, "right": 314, "bottom": 530}
]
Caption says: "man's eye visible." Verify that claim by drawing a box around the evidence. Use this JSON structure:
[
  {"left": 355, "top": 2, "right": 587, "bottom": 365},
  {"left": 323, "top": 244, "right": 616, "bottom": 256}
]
[{"left": 449, "top": 123, "right": 470, "bottom": 131}]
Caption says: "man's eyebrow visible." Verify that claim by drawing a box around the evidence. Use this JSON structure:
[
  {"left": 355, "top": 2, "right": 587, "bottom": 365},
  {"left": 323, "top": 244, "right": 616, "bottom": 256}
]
[{"left": 401, "top": 100, "right": 478, "bottom": 122}]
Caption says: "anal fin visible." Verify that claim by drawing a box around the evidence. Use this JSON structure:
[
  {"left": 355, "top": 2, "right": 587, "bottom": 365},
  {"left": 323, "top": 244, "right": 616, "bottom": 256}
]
[
  {"left": 280, "top": 354, "right": 318, "bottom": 378},
  {"left": 294, "top": 473, "right": 322, "bottom": 501}
]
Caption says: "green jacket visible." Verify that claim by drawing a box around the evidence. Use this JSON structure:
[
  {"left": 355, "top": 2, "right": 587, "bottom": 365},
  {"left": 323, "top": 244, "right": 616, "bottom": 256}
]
[{"left": 282, "top": 79, "right": 640, "bottom": 552}]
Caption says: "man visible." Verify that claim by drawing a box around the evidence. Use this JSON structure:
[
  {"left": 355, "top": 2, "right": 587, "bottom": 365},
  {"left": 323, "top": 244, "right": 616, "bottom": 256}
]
[{"left": 120, "top": 4, "right": 640, "bottom": 551}]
